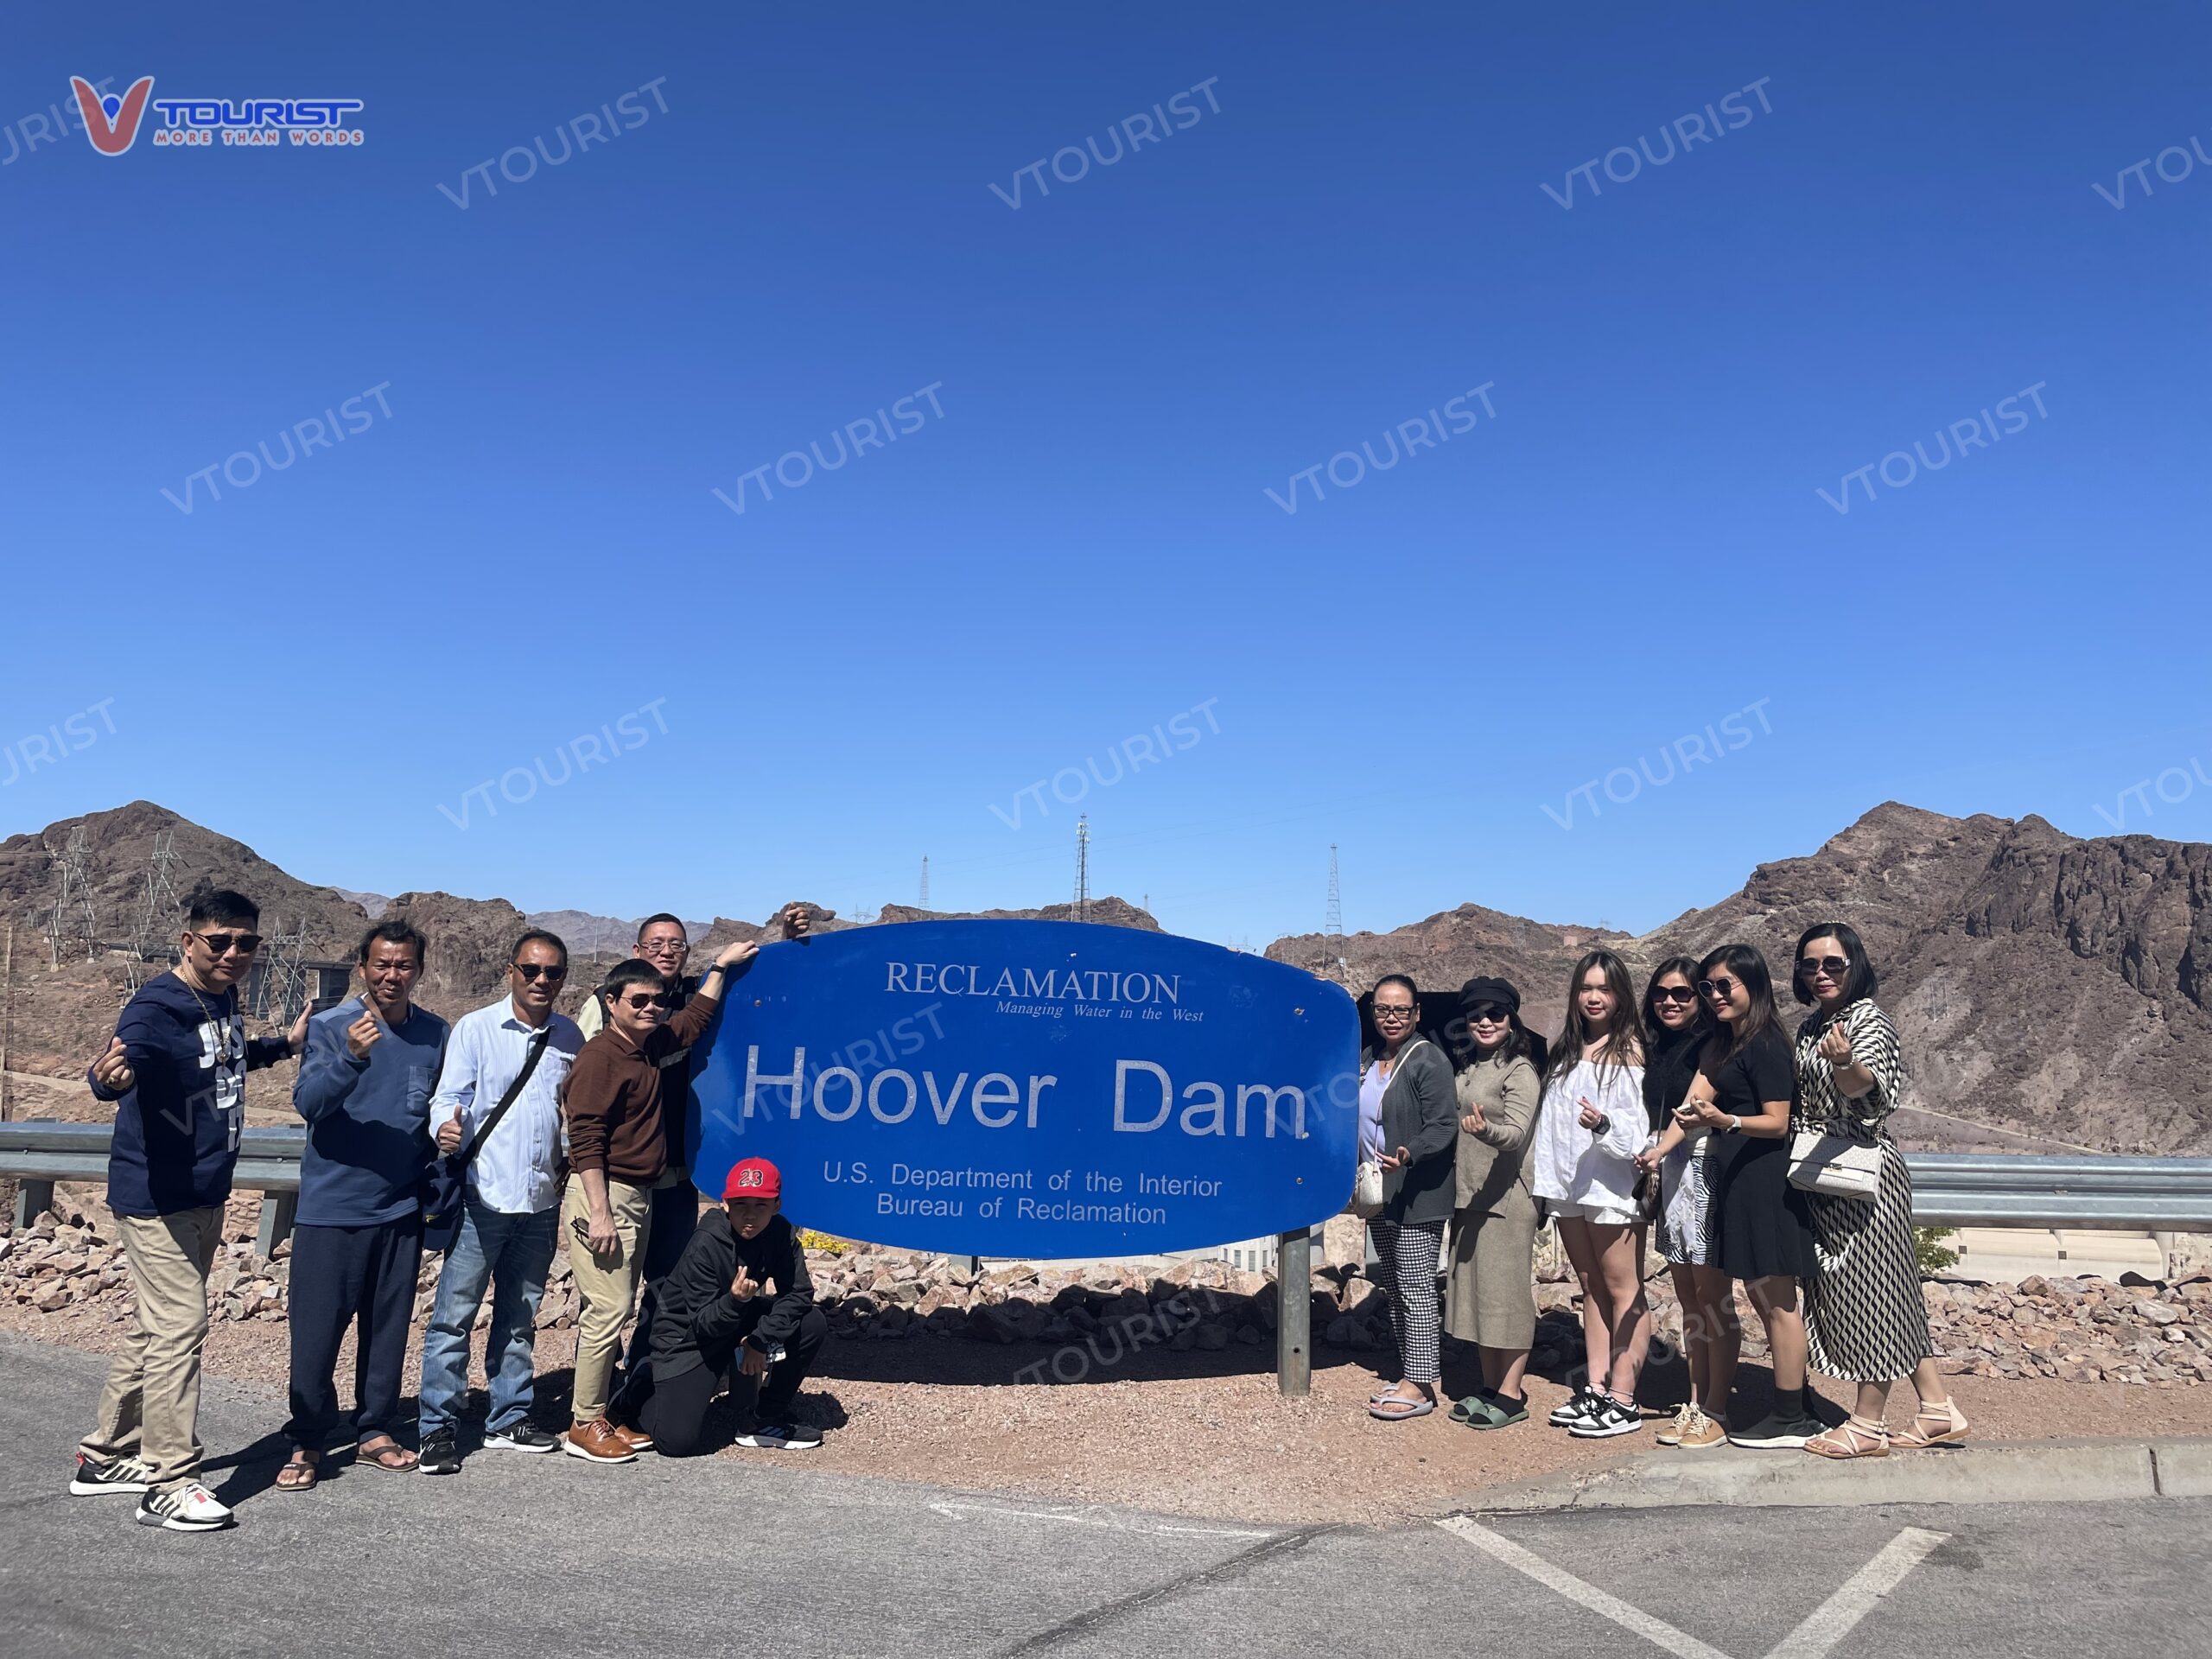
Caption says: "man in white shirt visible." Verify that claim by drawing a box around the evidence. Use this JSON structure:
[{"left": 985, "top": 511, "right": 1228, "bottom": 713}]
[{"left": 416, "top": 930, "right": 584, "bottom": 1475}]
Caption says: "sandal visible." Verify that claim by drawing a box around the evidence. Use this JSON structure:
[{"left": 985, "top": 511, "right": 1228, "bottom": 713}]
[
  {"left": 1369, "top": 1391, "right": 1437, "bottom": 1421},
  {"left": 1805, "top": 1415, "right": 1890, "bottom": 1459},
  {"left": 1449, "top": 1391, "right": 1499, "bottom": 1426},
  {"left": 1466, "top": 1392, "right": 1528, "bottom": 1430},
  {"left": 355, "top": 1436, "right": 418, "bottom": 1472},
  {"left": 275, "top": 1448, "right": 320, "bottom": 1491},
  {"left": 1891, "top": 1400, "right": 1969, "bottom": 1449}
]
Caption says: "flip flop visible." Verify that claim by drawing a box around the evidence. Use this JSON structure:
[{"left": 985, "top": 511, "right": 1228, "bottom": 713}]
[
  {"left": 1369, "top": 1395, "right": 1436, "bottom": 1421},
  {"left": 275, "top": 1449, "right": 319, "bottom": 1491},
  {"left": 354, "top": 1438, "right": 417, "bottom": 1472}
]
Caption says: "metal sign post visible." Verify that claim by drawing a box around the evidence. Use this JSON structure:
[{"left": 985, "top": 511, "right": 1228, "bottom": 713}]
[{"left": 1276, "top": 1227, "right": 1311, "bottom": 1395}]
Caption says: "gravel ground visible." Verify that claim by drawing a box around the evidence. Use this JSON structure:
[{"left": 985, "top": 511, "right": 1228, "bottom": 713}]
[{"left": 10, "top": 1275, "right": 2211, "bottom": 1527}]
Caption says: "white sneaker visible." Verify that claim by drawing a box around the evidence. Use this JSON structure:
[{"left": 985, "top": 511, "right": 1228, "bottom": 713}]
[
  {"left": 134, "top": 1480, "right": 235, "bottom": 1531},
  {"left": 71, "top": 1452, "right": 156, "bottom": 1496}
]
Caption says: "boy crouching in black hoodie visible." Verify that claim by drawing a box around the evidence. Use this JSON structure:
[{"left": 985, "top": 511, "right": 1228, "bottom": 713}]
[{"left": 642, "top": 1156, "right": 827, "bottom": 1453}]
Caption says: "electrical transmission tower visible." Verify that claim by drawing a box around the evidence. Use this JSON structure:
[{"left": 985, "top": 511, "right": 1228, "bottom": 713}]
[
  {"left": 255, "top": 916, "right": 310, "bottom": 1025},
  {"left": 126, "top": 830, "right": 186, "bottom": 988},
  {"left": 1072, "top": 816, "right": 1090, "bottom": 923},
  {"left": 918, "top": 856, "right": 930, "bottom": 912},
  {"left": 1325, "top": 843, "right": 1347, "bottom": 982},
  {"left": 45, "top": 827, "right": 99, "bottom": 967}
]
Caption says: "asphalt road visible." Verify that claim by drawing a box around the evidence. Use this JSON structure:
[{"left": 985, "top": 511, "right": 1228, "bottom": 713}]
[{"left": 2, "top": 1332, "right": 2202, "bottom": 1659}]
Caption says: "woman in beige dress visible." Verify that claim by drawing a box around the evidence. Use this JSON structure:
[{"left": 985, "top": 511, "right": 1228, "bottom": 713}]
[{"left": 1444, "top": 977, "right": 1546, "bottom": 1430}]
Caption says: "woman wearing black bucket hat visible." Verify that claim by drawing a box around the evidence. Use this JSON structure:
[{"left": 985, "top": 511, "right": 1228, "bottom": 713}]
[{"left": 1443, "top": 977, "right": 1546, "bottom": 1430}]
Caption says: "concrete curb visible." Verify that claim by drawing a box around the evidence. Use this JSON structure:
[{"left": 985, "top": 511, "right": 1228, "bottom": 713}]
[{"left": 1440, "top": 1435, "right": 2212, "bottom": 1514}]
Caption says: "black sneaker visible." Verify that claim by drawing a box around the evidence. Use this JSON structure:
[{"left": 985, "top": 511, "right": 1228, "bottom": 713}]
[
  {"left": 418, "top": 1429, "right": 461, "bottom": 1476},
  {"left": 70, "top": 1452, "right": 156, "bottom": 1497},
  {"left": 1547, "top": 1386, "right": 1601, "bottom": 1428},
  {"left": 483, "top": 1422, "right": 558, "bottom": 1453},
  {"left": 1729, "top": 1412, "right": 1822, "bottom": 1449},
  {"left": 1567, "top": 1396, "right": 1645, "bottom": 1439},
  {"left": 733, "top": 1421, "right": 822, "bottom": 1451}
]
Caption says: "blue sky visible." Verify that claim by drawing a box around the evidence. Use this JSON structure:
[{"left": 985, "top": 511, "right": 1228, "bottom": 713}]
[{"left": 3, "top": 3, "right": 2206, "bottom": 947}]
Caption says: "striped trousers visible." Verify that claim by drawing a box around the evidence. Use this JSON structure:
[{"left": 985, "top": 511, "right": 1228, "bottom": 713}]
[{"left": 1370, "top": 1217, "right": 1447, "bottom": 1386}]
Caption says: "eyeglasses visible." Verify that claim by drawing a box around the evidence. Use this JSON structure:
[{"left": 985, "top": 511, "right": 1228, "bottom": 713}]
[
  {"left": 191, "top": 931, "right": 263, "bottom": 957},
  {"left": 1464, "top": 1005, "right": 1509, "bottom": 1024},
  {"left": 1696, "top": 977, "right": 1739, "bottom": 999},
  {"left": 638, "top": 939, "right": 687, "bottom": 956},
  {"left": 1650, "top": 986, "right": 1698, "bottom": 1006},
  {"left": 1372, "top": 1005, "right": 1416, "bottom": 1021},
  {"left": 511, "top": 962, "right": 568, "bottom": 982},
  {"left": 1798, "top": 956, "right": 1850, "bottom": 980},
  {"left": 620, "top": 992, "right": 671, "bottom": 1010}
]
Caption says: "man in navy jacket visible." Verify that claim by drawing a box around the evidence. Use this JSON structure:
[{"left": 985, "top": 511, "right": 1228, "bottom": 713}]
[{"left": 73, "top": 884, "right": 308, "bottom": 1533}]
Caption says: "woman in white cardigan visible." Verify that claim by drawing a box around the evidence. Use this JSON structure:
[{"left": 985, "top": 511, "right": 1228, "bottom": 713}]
[{"left": 1531, "top": 950, "right": 1651, "bottom": 1440}]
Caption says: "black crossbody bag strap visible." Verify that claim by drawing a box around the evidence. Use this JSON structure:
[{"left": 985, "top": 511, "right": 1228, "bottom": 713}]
[{"left": 458, "top": 1027, "right": 550, "bottom": 1169}]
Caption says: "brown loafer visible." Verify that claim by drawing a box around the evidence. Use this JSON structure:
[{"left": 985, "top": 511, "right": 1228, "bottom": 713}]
[{"left": 611, "top": 1422, "right": 656, "bottom": 1454}]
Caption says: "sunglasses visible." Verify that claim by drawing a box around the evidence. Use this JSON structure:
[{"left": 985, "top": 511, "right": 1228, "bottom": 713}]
[
  {"left": 1697, "top": 976, "right": 1739, "bottom": 999},
  {"left": 1798, "top": 956, "right": 1850, "bottom": 980},
  {"left": 191, "top": 931, "right": 263, "bottom": 957},
  {"left": 1464, "top": 1005, "right": 1510, "bottom": 1024},
  {"left": 511, "top": 962, "right": 568, "bottom": 982},
  {"left": 620, "top": 992, "right": 672, "bottom": 1010},
  {"left": 1649, "top": 986, "right": 1698, "bottom": 1006}
]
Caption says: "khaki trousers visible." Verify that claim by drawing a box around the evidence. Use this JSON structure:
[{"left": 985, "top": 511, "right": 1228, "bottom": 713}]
[
  {"left": 562, "top": 1177, "right": 652, "bottom": 1422},
  {"left": 77, "top": 1206, "right": 223, "bottom": 1492}
]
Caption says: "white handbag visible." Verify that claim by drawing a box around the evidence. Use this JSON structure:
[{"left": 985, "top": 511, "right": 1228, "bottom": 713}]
[
  {"left": 1787, "top": 1129, "right": 1881, "bottom": 1198},
  {"left": 1351, "top": 1160, "right": 1385, "bottom": 1218}
]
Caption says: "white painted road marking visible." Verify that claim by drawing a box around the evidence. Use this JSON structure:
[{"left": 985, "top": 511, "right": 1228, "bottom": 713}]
[
  {"left": 1765, "top": 1526, "right": 1948, "bottom": 1659},
  {"left": 1437, "top": 1516, "right": 1950, "bottom": 1659},
  {"left": 928, "top": 1498, "right": 1277, "bottom": 1540}
]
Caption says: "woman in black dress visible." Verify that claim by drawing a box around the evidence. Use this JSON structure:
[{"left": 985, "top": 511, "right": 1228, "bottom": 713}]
[
  {"left": 1633, "top": 957, "right": 1732, "bottom": 1449},
  {"left": 1674, "top": 943, "right": 1821, "bottom": 1448}
]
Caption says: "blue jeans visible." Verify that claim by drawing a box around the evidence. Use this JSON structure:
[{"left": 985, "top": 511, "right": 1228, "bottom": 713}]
[{"left": 418, "top": 1200, "right": 556, "bottom": 1439}]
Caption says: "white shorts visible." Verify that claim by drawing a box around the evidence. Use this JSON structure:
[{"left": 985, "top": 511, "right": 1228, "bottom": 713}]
[{"left": 1548, "top": 1198, "right": 1640, "bottom": 1227}]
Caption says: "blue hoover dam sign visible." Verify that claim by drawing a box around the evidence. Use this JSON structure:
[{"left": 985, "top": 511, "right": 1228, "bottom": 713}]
[{"left": 688, "top": 919, "right": 1362, "bottom": 1256}]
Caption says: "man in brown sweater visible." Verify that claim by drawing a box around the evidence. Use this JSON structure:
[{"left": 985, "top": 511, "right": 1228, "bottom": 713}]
[{"left": 563, "top": 938, "right": 758, "bottom": 1463}]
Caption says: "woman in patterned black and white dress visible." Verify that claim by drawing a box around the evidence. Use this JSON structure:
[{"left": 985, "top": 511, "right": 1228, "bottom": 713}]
[{"left": 1792, "top": 922, "right": 1968, "bottom": 1459}]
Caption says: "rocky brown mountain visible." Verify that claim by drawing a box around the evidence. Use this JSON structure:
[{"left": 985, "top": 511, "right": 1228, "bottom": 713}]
[
  {"left": 1268, "top": 802, "right": 2212, "bottom": 1154},
  {"left": 7, "top": 799, "right": 2206, "bottom": 1153}
]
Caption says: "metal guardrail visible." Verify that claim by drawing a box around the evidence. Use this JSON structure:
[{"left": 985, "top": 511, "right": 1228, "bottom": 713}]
[
  {"left": 0, "top": 1122, "right": 306, "bottom": 1254},
  {"left": 1905, "top": 1154, "right": 2212, "bottom": 1232},
  {"left": 3, "top": 1122, "right": 2209, "bottom": 1269}
]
